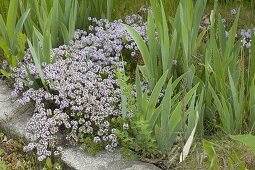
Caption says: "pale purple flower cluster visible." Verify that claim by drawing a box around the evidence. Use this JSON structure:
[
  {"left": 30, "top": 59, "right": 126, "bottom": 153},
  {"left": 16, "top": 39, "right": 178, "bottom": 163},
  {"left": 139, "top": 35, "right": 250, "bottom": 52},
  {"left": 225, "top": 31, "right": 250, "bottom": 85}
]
[
  {"left": 1, "top": 60, "right": 9, "bottom": 70},
  {"left": 230, "top": 9, "right": 237, "bottom": 15},
  {"left": 198, "top": 12, "right": 254, "bottom": 49},
  {"left": 240, "top": 28, "right": 255, "bottom": 49},
  {"left": 12, "top": 14, "right": 147, "bottom": 161}
]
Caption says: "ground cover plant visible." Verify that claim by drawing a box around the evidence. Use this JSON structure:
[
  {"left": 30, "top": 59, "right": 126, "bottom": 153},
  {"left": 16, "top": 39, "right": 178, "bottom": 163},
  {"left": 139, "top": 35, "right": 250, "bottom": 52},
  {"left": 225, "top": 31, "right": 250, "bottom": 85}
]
[
  {"left": 10, "top": 10, "right": 149, "bottom": 161},
  {"left": 0, "top": 131, "right": 39, "bottom": 170},
  {"left": 0, "top": 0, "right": 255, "bottom": 169},
  {"left": 0, "top": 130, "right": 65, "bottom": 170}
]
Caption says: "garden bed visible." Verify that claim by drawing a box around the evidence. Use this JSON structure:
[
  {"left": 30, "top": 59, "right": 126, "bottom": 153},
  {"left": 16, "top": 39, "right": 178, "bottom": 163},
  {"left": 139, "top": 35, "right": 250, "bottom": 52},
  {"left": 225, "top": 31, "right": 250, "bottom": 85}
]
[{"left": 1, "top": 0, "right": 255, "bottom": 169}]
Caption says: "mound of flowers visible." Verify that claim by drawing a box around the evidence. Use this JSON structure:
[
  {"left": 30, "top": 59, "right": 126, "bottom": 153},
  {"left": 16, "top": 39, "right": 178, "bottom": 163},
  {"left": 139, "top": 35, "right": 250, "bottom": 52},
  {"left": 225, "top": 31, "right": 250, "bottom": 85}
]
[{"left": 10, "top": 14, "right": 147, "bottom": 161}]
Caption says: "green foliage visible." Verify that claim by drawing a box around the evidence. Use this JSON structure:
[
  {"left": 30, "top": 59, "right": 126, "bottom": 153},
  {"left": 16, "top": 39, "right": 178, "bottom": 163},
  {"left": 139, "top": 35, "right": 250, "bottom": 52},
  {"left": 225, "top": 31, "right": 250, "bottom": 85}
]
[
  {"left": 0, "top": 0, "right": 29, "bottom": 76},
  {"left": 0, "top": 148, "right": 4, "bottom": 156},
  {"left": 123, "top": 0, "right": 172, "bottom": 89},
  {"left": 203, "top": 140, "right": 219, "bottom": 169},
  {"left": 19, "top": 0, "right": 114, "bottom": 44},
  {"left": 76, "top": 0, "right": 114, "bottom": 29},
  {"left": 201, "top": 2, "right": 250, "bottom": 134},
  {"left": 120, "top": 1, "right": 255, "bottom": 165},
  {"left": 26, "top": 23, "right": 53, "bottom": 90},
  {"left": 116, "top": 71, "right": 158, "bottom": 158},
  {"left": 116, "top": 119, "right": 158, "bottom": 158},
  {"left": 19, "top": 0, "right": 78, "bottom": 47},
  {"left": 15, "top": 0, "right": 80, "bottom": 91},
  {"left": 0, "top": 130, "right": 42, "bottom": 170},
  {"left": 203, "top": 139, "right": 248, "bottom": 170},
  {"left": 1, "top": 0, "right": 255, "bottom": 168},
  {"left": 59, "top": 0, "right": 78, "bottom": 45},
  {"left": 176, "top": 0, "right": 207, "bottom": 84},
  {"left": 0, "top": 0, "right": 10, "bottom": 20},
  {"left": 202, "top": 2, "right": 255, "bottom": 134},
  {"left": 214, "top": 0, "right": 252, "bottom": 4},
  {"left": 112, "top": 0, "right": 179, "bottom": 21},
  {"left": 0, "top": 161, "right": 9, "bottom": 170},
  {"left": 124, "top": 0, "right": 206, "bottom": 90},
  {"left": 79, "top": 137, "right": 105, "bottom": 155},
  {"left": 208, "top": 71, "right": 245, "bottom": 134},
  {"left": 17, "top": 0, "right": 115, "bottom": 90},
  {"left": 248, "top": 79, "right": 255, "bottom": 130},
  {"left": 231, "top": 134, "right": 255, "bottom": 153},
  {"left": 117, "top": 67, "right": 202, "bottom": 160},
  {"left": 248, "top": 32, "right": 255, "bottom": 130},
  {"left": 123, "top": 23, "right": 157, "bottom": 89},
  {"left": 116, "top": 71, "right": 136, "bottom": 119},
  {"left": 42, "top": 157, "right": 63, "bottom": 170},
  {"left": 0, "top": 132, "right": 4, "bottom": 141}
]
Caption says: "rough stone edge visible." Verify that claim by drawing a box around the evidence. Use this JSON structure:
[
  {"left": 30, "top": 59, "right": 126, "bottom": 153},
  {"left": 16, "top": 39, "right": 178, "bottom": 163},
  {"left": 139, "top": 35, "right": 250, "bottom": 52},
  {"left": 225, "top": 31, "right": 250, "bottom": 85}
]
[{"left": 0, "top": 80, "right": 161, "bottom": 170}]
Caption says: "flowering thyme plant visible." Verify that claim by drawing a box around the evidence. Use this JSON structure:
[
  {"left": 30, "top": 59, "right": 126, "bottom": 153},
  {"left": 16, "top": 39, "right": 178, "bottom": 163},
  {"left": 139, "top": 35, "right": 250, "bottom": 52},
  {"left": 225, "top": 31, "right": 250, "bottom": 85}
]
[{"left": 11, "top": 14, "right": 147, "bottom": 161}]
